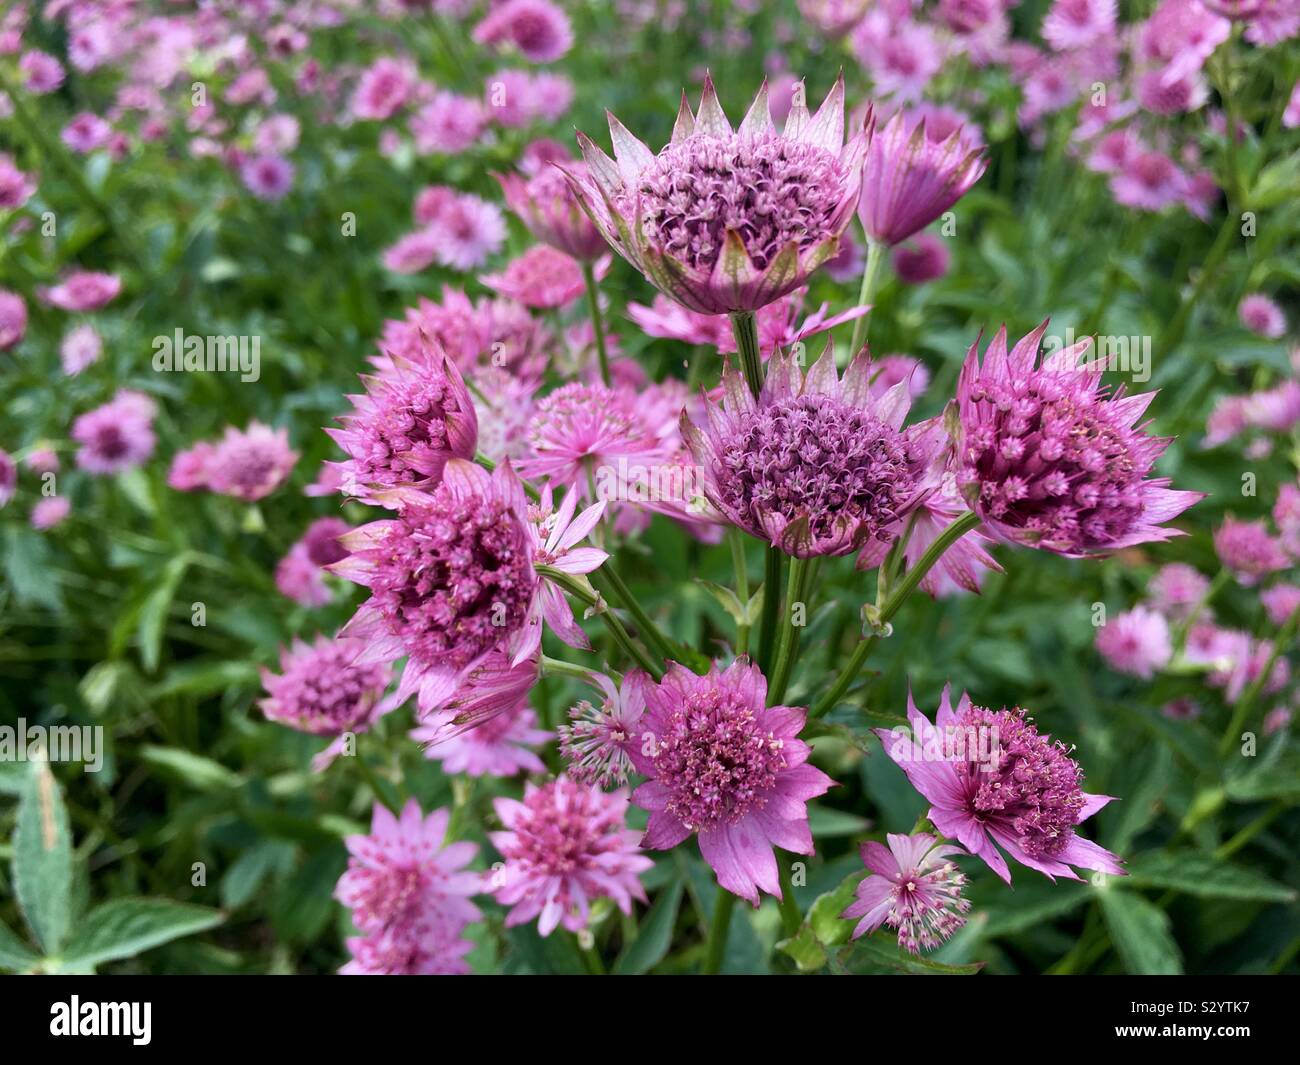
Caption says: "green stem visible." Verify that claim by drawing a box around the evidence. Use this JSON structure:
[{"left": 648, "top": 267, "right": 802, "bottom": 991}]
[
  {"left": 728, "top": 528, "right": 751, "bottom": 656},
  {"left": 582, "top": 260, "right": 612, "bottom": 386},
  {"left": 540, "top": 654, "right": 601, "bottom": 684},
  {"left": 1172, "top": 567, "right": 1229, "bottom": 654},
  {"left": 848, "top": 238, "right": 887, "bottom": 355},
  {"left": 758, "top": 545, "right": 784, "bottom": 674},
  {"left": 767, "top": 557, "right": 810, "bottom": 706},
  {"left": 1218, "top": 606, "right": 1300, "bottom": 756},
  {"left": 702, "top": 890, "right": 737, "bottom": 974},
  {"left": 776, "top": 853, "right": 802, "bottom": 939},
  {"left": 729, "top": 310, "right": 764, "bottom": 397},
  {"left": 811, "top": 511, "right": 981, "bottom": 718},
  {"left": 593, "top": 563, "right": 676, "bottom": 665},
  {"left": 537, "top": 564, "right": 664, "bottom": 680}
]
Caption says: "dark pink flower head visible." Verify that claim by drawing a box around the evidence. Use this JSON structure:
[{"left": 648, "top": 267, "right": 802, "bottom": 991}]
[
  {"left": 480, "top": 246, "right": 610, "bottom": 309},
  {"left": 858, "top": 108, "right": 987, "bottom": 247},
  {"left": 410, "top": 92, "right": 487, "bottom": 154},
  {"left": 206, "top": 422, "right": 298, "bottom": 502},
  {"left": 559, "top": 670, "right": 649, "bottom": 788},
  {"left": 40, "top": 270, "right": 121, "bottom": 312},
  {"left": 72, "top": 390, "right": 157, "bottom": 475},
  {"left": 565, "top": 75, "right": 868, "bottom": 314},
  {"left": 332, "top": 460, "right": 538, "bottom": 714},
  {"left": 168, "top": 442, "right": 216, "bottom": 492},
  {"left": 1042, "top": 0, "right": 1118, "bottom": 50},
  {"left": 840, "top": 832, "right": 971, "bottom": 953},
  {"left": 1239, "top": 293, "right": 1287, "bottom": 339},
  {"left": 326, "top": 340, "right": 478, "bottom": 504},
  {"left": 240, "top": 154, "right": 294, "bottom": 201},
  {"left": 259, "top": 635, "right": 397, "bottom": 769},
  {"left": 350, "top": 56, "right": 418, "bottom": 121},
  {"left": 473, "top": 0, "right": 574, "bottom": 64},
  {"left": 337, "top": 800, "right": 481, "bottom": 975},
  {"left": 1146, "top": 562, "right": 1210, "bottom": 618},
  {"left": 1111, "top": 149, "right": 1188, "bottom": 212},
  {"left": 490, "top": 776, "right": 651, "bottom": 935},
  {"left": 1140, "top": 0, "right": 1231, "bottom": 84},
  {"left": 1214, "top": 516, "right": 1289, "bottom": 584},
  {"left": 0, "top": 289, "right": 27, "bottom": 350},
  {"left": 630, "top": 658, "right": 835, "bottom": 906},
  {"left": 414, "top": 701, "right": 549, "bottom": 778},
  {"left": 875, "top": 686, "right": 1126, "bottom": 883},
  {"left": 893, "top": 232, "right": 951, "bottom": 283},
  {"left": 496, "top": 161, "right": 609, "bottom": 260},
  {"left": 683, "top": 341, "right": 946, "bottom": 558},
  {"left": 1095, "top": 606, "right": 1173, "bottom": 678},
  {"left": 0, "top": 153, "right": 36, "bottom": 210},
  {"left": 955, "top": 322, "right": 1203, "bottom": 556}
]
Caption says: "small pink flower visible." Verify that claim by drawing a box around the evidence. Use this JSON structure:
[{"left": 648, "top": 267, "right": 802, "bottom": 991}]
[
  {"left": 274, "top": 517, "right": 351, "bottom": 607},
  {"left": 415, "top": 702, "right": 550, "bottom": 778},
  {"left": 60, "top": 324, "right": 102, "bottom": 375},
  {"left": 1239, "top": 293, "right": 1287, "bottom": 338},
  {"left": 254, "top": 114, "right": 301, "bottom": 154},
  {"left": 496, "top": 160, "right": 608, "bottom": 261},
  {"left": 31, "top": 496, "right": 71, "bottom": 530},
  {"left": 1261, "top": 583, "right": 1300, "bottom": 626},
  {"left": 0, "top": 153, "right": 36, "bottom": 209},
  {"left": 61, "top": 112, "right": 112, "bottom": 153},
  {"left": 24, "top": 448, "right": 59, "bottom": 474},
  {"left": 167, "top": 442, "right": 216, "bottom": 492},
  {"left": 1096, "top": 606, "right": 1173, "bottom": 679},
  {"left": 1139, "top": 0, "right": 1231, "bottom": 85},
  {"left": 893, "top": 233, "right": 951, "bottom": 283},
  {"left": 0, "top": 289, "right": 26, "bottom": 350},
  {"left": 630, "top": 658, "right": 835, "bottom": 906},
  {"left": 1042, "top": 0, "right": 1118, "bottom": 50},
  {"left": 1146, "top": 562, "right": 1210, "bottom": 618},
  {"left": 72, "top": 390, "right": 157, "bottom": 475},
  {"left": 41, "top": 270, "right": 122, "bottom": 312},
  {"left": 851, "top": 18, "right": 944, "bottom": 102},
  {"left": 558, "top": 671, "right": 649, "bottom": 788},
  {"left": 1214, "top": 516, "right": 1289, "bottom": 584},
  {"left": 491, "top": 776, "right": 650, "bottom": 935},
  {"left": 1110, "top": 150, "right": 1188, "bottom": 212},
  {"left": 524, "top": 484, "right": 609, "bottom": 651},
  {"left": 337, "top": 801, "right": 481, "bottom": 975},
  {"left": 429, "top": 194, "right": 506, "bottom": 271},
  {"left": 410, "top": 92, "right": 487, "bottom": 154},
  {"left": 350, "top": 56, "right": 418, "bottom": 121},
  {"left": 841, "top": 832, "right": 971, "bottom": 953},
  {"left": 205, "top": 422, "right": 298, "bottom": 502},
  {"left": 240, "top": 154, "right": 295, "bottom": 201},
  {"left": 381, "top": 228, "right": 439, "bottom": 274},
  {"left": 480, "top": 247, "right": 609, "bottom": 309},
  {"left": 473, "top": 0, "right": 574, "bottom": 63},
  {"left": 19, "top": 50, "right": 65, "bottom": 94}
]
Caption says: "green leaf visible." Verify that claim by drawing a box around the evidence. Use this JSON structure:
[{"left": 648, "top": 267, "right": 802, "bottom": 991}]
[
  {"left": 59, "top": 899, "right": 224, "bottom": 969},
  {"left": 776, "top": 924, "right": 828, "bottom": 972},
  {"left": 807, "top": 871, "right": 865, "bottom": 949},
  {"left": 979, "top": 882, "right": 1091, "bottom": 938},
  {"left": 0, "top": 917, "right": 39, "bottom": 972},
  {"left": 4, "top": 527, "right": 61, "bottom": 609},
  {"left": 844, "top": 934, "right": 983, "bottom": 975},
  {"left": 0, "top": 759, "right": 31, "bottom": 795},
  {"left": 13, "top": 762, "right": 74, "bottom": 954},
  {"left": 1125, "top": 852, "right": 1296, "bottom": 903},
  {"left": 614, "top": 876, "right": 682, "bottom": 974},
  {"left": 806, "top": 804, "right": 871, "bottom": 838},
  {"left": 137, "top": 553, "right": 191, "bottom": 673},
  {"left": 139, "top": 745, "right": 241, "bottom": 792},
  {"left": 1098, "top": 887, "right": 1182, "bottom": 975}
]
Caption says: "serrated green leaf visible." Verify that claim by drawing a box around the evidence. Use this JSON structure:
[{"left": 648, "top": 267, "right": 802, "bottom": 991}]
[
  {"left": 13, "top": 762, "right": 74, "bottom": 954},
  {"left": 844, "top": 934, "right": 984, "bottom": 974},
  {"left": 777, "top": 923, "right": 828, "bottom": 972},
  {"left": 59, "top": 898, "right": 224, "bottom": 969},
  {"left": 1098, "top": 887, "right": 1182, "bottom": 974},
  {"left": 1125, "top": 851, "right": 1296, "bottom": 903}
]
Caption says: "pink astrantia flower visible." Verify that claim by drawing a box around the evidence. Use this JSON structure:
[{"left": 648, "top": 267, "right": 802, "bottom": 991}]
[
  {"left": 326, "top": 341, "right": 478, "bottom": 504},
  {"left": 496, "top": 160, "right": 609, "bottom": 260},
  {"left": 559, "top": 671, "right": 649, "bottom": 788},
  {"left": 274, "top": 516, "right": 351, "bottom": 607},
  {"left": 336, "top": 801, "right": 481, "bottom": 975},
  {"left": 868, "top": 354, "right": 931, "bottom": 399},
  {"left": 206, "top": 422, "right": 298, "bottom": 502},
  {"left": 525, "top": 483, "right": 609, "bottom": 650},
  {"left": 851, "top": 18, "right": 944, "bottom": 102},
  {"left": 1214, "top": 516, "right": 1289, "bottom": 584},
  {"left": 0, "top": 153, "right": 36, "bottom": 209},
  {"left": 428, "top": 193, "right": 506, "bottom": 271},
  {"left": 415, "top": 702, "right": 550, "bottom": 778},
  {"left": 410, "top": 92, "right": 487, "bottom": 154},
  {"left": 40, "top": 270, "right": 122, "bottom": 312},
  {"left": 798, "top": 0, "right": 872, "bottom": 35},
  {"left": 893, "top": 233, "right": 951, "bottom": 284},
  {"left": 59, "top": 324, "right": 102, "bottom": 375},
  {"left": 31, "top": 496, "right": 71, "bottom": 531},
  {"left": 20, "top": 50, "right": 65, "bottom": 94},
  {"left": 331, "top": 460, "right": 542, "bottom": 715},
  {"left": 840, "top": 832, "right": 971, "bottom": 953},
  {"left": 381, "top": 228, "right": 439, "bottom": 274},
  {"left": 1110, "top": 150, "right": 1188, "bottom": 211},
  {"left": 72, "top": 390, "right": 157, "bottom": 475},
  {"left": 1276, "top": 483, "right": 1300, "bottom": 555},
  {"left": 1261, "top": 584, "right": 1300, "bottom": 626},
  {"left": 630, "top": 658, "right": 835, "bottom": 906},
  {"left": 260, "top": 636, "right": 398, "bottom": 770},
  {"left": 490, "top": 776, "right": 651, "bottom": 935},
  {"left": 682, "top": 341, "right": 946, "bottom": 558},
  {"left": 0, "top": 450, "right": 15, "bottom": 507},
  {"left": 1239, "top": 293, "right": 1287, "bottom": 338},
  {"left": 240, "top": 154, "right": 295, "bottom": 201},
  {"left": 61, "top": 112, "right": 112, "bottom": 153},
  {"left": 1147, "top": 562, "right": 1210, "bottom": 618},
  {"left": 480, "top": 246, "right": 611, "bottom": 309},
  {"left": 563, "top": 75, "right": 868, "bottom": 314},
  {"left": 954, "top": 323, "right": 1203, "bottom": 556},
  {"left": 1095, "top": 606, "right": 1173, "bottom": 679},
  {"left": 1042, "top": 0, "right": 1118, "bottom": 50},
  {"left": 350, "top": 56, "right": 418, "bottom": 121},
  {"left": 875, "top": 686, "right": 1126, "bottom": 883},
  {"left": 1139, "top": 0, "right": 1231, "bottom": 85},
  {"left": 0, "top": 290, "right": 26, "bottom": 350},
  {"left": 167, "top": 442, "right": 215, "bottom": 493},
  {"left": 473, "top": 0, "right": 574, "bottom": 63},
  {"left": 857, "top": 109, "right": 987, "bottom": 247}
]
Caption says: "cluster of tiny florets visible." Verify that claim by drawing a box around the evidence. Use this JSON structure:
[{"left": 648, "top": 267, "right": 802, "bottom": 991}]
[
  {"left": 345, "top": 372, "right": 469, "bottom": 491},
  {"left": 261, "top": 639, "right": 390, "bottom": 737}
]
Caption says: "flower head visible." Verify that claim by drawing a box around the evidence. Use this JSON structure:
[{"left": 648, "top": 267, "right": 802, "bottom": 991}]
[
  {"left": 1214, "top": 516, "right": 1289, "bottom": 584},
  {"left": 336, "top": 800, "right": 481, "bottom": 975},
  {"left": 564, "top": 75, "right": 868, "bottom": 314},
  {"left": 490, "top": 776, "right": 651, "bottom": 935},
  {"left": 1043, "top": 0, "right": 1118, "bottom": 50},
  {"left": 1095, "top": 606, "right": 1173, "bottom": 678},
  {"left": 260, "top": 636, "right": 397, "bottom": 769},
  {"left": 206, "top": 422, "right": 298, "bottom": 502},
  {"left": 327, "top": 340, "right": 478, "bottom": 504},
  {"left": 955, "top": 322, "right": 1203, "bottom": 556},
  {"left": 60, "top": 324, "right": 101, "bottom": 374},
  {"left": 240, "top": 154, "right": 295, "bottom": 201},
  {"left": 0, "top": 153, "right": 36, "bottom": 210},
  {"left": 1239, "top": 293, "right": 1287, "bottom": 338},
  {"left": 496, "top": 160, "right": 608, "bottom": 260},
  {"left": 72, "top": 390, "right": 157, "bottom": 475},
  {"left": 841, "top": 833, "right": 971, "bottom": 953},
  {"left": 40, "top": 270, "right": 121, "bottom": 312},
  {"left": 630, "top": 658, "right": 835, "bottom": 905},
  {"left": 558, "top": 671, "right": 649, "bottom": 788},
  {"left": 875, "top": 686, "right": 1126, "bottom": 883},
  {"left": 415, "top": 702, "right": 550, "bottom": 778},
  {"left": 893, "top": 233, "right": 951, "bottom": 284},
  {"left": 1146, "top": 562, "right": 1210, "bottom": 618},
  {"left": 480, "top": 246, "right": 610, "bottom": 309},
  {"left": 857, "top": 108, "right": 986, "bottom": 246},
  {"left": 473, "top": 0, "right": 574, "bottom": 63},
  {"left": 683, "top": 341, "right": 945, "bottom": 557},
  {"left": 0, "top": 290, "right": 26, "bottom": 351},
  {"left": 31, "top": 496, "right": 71, "bottom": 530}
]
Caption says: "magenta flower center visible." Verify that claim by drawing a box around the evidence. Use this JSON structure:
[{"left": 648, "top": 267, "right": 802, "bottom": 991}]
[
  {"left": 623, "top": 130, "right": 847, "bottom": 272},
  {"left": 369, "top": 486, "right": 534, "bottom": 670},
  {"left": 272, "top": 647, "right": 388, "bottom": 735},
  {"left": 356, "top": 375, "right": 463, "bottom": 487},
  {"left": 952, "top": 706, "right": 1085, "bottom": 860},
  {"left": 503, "top": 782, "right": 619, "bottom": 876},
  {"left": 652, "top": 687, "right": 787, "bottom": 832},
  {"left": 719, "top": 393, "right": 917, "bottom": 546}
]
